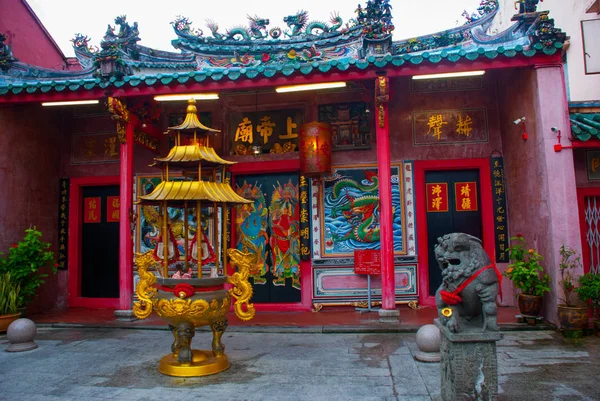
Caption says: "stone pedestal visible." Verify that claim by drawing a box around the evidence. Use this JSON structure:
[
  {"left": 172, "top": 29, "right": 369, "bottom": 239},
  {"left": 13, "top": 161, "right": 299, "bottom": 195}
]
[
  {"left": 378, "top": 308, "right": 400, "bottom": 323},
  {"left": 114, "top": 309, "right": 138, "bottom": 322},
  {"left": 435, "top": 319, "right": 503, "bottom": 401}
]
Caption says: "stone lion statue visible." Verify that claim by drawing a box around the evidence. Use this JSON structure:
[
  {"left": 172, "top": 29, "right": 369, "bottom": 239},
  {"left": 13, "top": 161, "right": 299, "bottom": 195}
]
[{"left": 434, "top": 233, "right": 501, "bottom": 333}]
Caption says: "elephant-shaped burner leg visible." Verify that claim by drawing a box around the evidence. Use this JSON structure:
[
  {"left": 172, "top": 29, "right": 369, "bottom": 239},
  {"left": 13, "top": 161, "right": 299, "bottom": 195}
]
[
  {"left": 174, "top": 321, "right": 195, "bottom": 364},
  {"left": 210, "top": 319, "right": 228, "bottom": 358}
]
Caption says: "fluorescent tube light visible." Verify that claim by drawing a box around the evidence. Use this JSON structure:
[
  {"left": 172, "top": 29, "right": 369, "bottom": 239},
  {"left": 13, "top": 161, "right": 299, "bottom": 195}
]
[
  {"left": 41, "top": 100, "right": 99, "bottom": 106},
  {"left": 275, "top": 82, "right": 347, "bottom": 93},
  {"left": 154, "top": 93, "right": 219, "bottom": 101},
  {"left": 412, "top": 71, "right": 485, "bottom": 80}
]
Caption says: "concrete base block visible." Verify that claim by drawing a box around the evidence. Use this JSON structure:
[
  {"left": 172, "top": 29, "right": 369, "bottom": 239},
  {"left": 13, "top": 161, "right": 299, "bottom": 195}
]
[
  {"left": 415, "top": 350, "right": 440, "bottom": 362},
  {"left": 435, "top": 318, "right": 503, "bottom": 401},
  {"left": 378, "top": 308, "right": 400, "bottom": 323},
  {"left": 114, "top": 310, "right": 138, "bottom": 322}
]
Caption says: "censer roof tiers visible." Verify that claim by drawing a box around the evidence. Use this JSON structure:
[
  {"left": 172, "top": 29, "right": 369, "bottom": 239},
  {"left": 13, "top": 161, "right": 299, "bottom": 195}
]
[
  {"left": 152, "top": 144, "right": 236, "bottom": 167},
  {"left": 138, "top": 180, "right": 251, "bottom": 205},
  {"left": 166, "top": 98, "right": 220, "bottom": 134}
]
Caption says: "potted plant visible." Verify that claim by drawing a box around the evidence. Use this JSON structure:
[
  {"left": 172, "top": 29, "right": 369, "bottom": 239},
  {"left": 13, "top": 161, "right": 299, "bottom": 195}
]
[
  {"left": 575, "top": 272, "right": 600, "bottom": 337},
  {"left": 0, "top": 272, "right": 21, "bottom": 332},
  {"left": 504, "top": 234, "right": 551, "bottom": 319},
  {"left": 557, "top": 245, "right": 588, "bottom": 337},
  {"left": 0, "top": 226, "right": 56, "bottom": 310}
]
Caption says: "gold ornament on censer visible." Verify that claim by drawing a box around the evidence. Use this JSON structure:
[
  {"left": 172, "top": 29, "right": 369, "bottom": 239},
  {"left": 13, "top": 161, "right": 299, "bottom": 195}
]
[{"left": 133, "top": 99, "right": 254, "bottom": 377}]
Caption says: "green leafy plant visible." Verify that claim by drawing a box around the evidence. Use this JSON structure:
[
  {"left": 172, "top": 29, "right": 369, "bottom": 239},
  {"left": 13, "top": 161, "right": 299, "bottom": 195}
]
[
  {"left": 503, "top": 234, "right": 551, "bottom": 297},
  {"left": 0, "top": 273, "right": 21, "bottom": 315},
  {"left": 0, "top": 226, "right": 56, "bottom": 307},
  {"left": 558, "top": 245, "right": 583, "bottom": 307},
  {"left": 575, "top": 272, "right": 600, "bottom": 319}
]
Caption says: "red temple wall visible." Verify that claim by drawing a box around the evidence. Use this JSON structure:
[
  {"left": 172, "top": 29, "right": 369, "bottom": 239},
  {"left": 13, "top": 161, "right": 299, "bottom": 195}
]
[
  {"left": 497, "top": 66, "right": 580, "bottom": 322},
  {"left": 0, "top": 0, "right": 68, "bottom": 70},
  {"left": 0, "top": 104, "right": 66, "bottom": 313}
]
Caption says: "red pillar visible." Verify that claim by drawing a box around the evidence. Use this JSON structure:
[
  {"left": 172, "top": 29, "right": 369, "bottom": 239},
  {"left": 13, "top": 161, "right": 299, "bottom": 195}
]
[
  {"left": 375, "top": 74, "right": 395, "bottom": 311},
  {"left": 118, "top": 121, "right": 134, "bottom": 310}
]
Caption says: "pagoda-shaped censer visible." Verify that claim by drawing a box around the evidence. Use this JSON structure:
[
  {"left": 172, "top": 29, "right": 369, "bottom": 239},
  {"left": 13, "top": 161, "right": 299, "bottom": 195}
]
[{"left": 133, "top": 98, "right": 254, "bottom": 377}]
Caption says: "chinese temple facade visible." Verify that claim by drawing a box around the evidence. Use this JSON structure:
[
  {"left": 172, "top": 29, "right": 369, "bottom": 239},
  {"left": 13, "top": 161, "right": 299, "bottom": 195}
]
[{"left": 0, "top": 0, "right": 585, "bottom": 323}]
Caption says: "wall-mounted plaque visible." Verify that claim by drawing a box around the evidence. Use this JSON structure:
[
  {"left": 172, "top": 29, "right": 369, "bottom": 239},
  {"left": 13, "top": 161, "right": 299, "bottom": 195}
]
[
  {"left": 318, "top": 102, "right": 372, "bottom": 151},
  {"left": 228, "top": 109, "right": 303, "bottom": 155},
  {"left": 587, "top": 150, "right": 600, "bottom": 180},
  {"left": 411, "top": 76, "right": 484, "bottom": 93},
  {"left": 71, "top": 133, "right": 120, "bottom": 164},
  {"left": 57, "top": 178, "right": 69, "bottom": 270},
  {"left": 491, "top": 156, "right": 509, "bottom": 263},
  {"left": 412, "top": 108, "right": 488, "bottom": 146}
]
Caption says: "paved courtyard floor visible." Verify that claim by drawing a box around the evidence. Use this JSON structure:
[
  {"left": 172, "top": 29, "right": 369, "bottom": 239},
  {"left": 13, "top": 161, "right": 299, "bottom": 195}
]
[{"left": 1, "top": 328, "right": 599, "bottom": 401}]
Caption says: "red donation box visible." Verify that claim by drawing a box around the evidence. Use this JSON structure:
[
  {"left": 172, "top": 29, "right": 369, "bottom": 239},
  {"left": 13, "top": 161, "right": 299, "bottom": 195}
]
[
  {"left": 299, "top": 122, "right": 332, "bottom": 176},
  {"left": 354, "top": 249, "right": 382, "bottom": 275}
]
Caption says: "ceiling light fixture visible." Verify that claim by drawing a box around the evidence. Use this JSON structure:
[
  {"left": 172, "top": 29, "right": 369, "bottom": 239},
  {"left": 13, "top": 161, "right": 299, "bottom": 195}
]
[
  {"left": 41, "top": 100, "right": 100, "bottom": 107},
  {"left": 275, "top": 82, "right": 347, "bottom": 93},
  {"left": 412, "top": 70, "right": 485, "bottom": 80},
  {"left": 154, "top": 93, "right": 219, "bottom": 101}
]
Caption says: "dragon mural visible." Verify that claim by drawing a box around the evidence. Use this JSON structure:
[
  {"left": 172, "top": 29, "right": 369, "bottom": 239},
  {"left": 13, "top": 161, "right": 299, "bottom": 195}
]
[
  {"left": 323, "top": 167, "right": 403, "bottom": 257},
  {"left": 234, "top": 181, "right": 269, "bottom": 285}
]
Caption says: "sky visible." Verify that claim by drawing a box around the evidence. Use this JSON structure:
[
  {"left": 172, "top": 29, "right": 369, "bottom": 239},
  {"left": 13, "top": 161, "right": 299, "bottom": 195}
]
[{"left": 27, "top": 0, "right": 482, "bottom": 57}]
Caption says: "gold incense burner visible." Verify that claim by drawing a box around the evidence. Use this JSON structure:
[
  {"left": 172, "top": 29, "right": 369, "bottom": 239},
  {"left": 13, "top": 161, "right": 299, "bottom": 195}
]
[{"left": 133, "top": 99, "right": 254, "bottom": 377}]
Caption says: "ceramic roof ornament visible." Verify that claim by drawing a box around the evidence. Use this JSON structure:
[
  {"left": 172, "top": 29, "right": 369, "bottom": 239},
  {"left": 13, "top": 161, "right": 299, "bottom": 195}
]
[{"left": 0, "top": 1, "right": 566, "bottom": 97}]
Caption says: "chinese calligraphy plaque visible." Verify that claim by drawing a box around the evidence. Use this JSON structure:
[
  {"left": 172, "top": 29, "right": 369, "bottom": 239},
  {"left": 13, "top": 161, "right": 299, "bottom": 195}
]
[
  {"left": 83, "top": 197, "right": 101, "bottom": 223},
  {"left": 586, "top": 151, "right": 600, "bottom": 181},
  {"left": 411, "top": 76, "right": 484, "bottom": 93},
  {"left": 491, "top": 157, "right": 509, "bottom": 262},
  {"left": 455, "top": 182, "right": 478, "bottom": 212},
  {"left": 426, "top": 183, "right": 449, "bottom": 213},
  {"left": 228, "top": 109, "right": 304, "bottom": 154},
  {"left": 412, "top": 108, "right": 488, "bottom": 146},
  {"left": 72, "top": 133, "right": 120, "bottom": 164},
  {"left": 57, "top": 178, "right": 69, "bottom": 270}
]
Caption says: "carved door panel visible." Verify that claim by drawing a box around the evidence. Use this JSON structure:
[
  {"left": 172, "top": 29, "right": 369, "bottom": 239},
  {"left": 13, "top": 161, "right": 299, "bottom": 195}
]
[
  {"left": 81, "top": 185, "right": 120, "bottom": 298},
  {"left": 425, "top": 170, "right": 482, "bottom": 296},
  {"left": 234, "top": 172, "right": 301, "bottom": 303}
]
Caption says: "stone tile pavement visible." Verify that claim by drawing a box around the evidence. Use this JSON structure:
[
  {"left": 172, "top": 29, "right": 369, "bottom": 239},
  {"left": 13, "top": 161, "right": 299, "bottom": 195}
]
[{"left": 0, "top": 328, "right": 599, "bottom": 401}]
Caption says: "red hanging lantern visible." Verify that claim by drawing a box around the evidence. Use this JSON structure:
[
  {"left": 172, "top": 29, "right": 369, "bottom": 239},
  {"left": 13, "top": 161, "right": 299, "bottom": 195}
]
[{"left": 299, "top": 121, "right": 332, "bottom": 176}]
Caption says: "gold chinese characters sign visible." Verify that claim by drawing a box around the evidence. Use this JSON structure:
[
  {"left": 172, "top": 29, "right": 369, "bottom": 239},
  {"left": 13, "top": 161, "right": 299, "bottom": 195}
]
[
  {"left": 72, "top": 133, "right": 120, "bottom": 164},
  {"left": 491, "top": 156, "right": 509, "bottom": 263},
  {"left": 229, "top": 109, "right": 303, "bottom": 155},
  {"left": 411, "top": 76, "right": 484, "bottom": 93},
  {"left": 412, "top": 108, "right": 488, "bottom": 146},
  {"left": 57, "top": 178, "right": 69, "bottom": 270}
]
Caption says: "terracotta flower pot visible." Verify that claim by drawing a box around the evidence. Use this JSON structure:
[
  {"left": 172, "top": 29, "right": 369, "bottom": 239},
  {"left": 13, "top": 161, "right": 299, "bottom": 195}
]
[
  {"left": 0, "top": 313, "right": 21, "bottom": 333},
  {"left": 557, "top": 304, "right": 588, "bottom": 337},
  {"left": 518, "top": 294, "right": 543, "bottom": 317}
]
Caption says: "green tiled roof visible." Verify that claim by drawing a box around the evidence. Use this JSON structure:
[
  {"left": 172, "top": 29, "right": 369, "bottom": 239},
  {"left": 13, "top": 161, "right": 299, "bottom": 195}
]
[
  {"left": 571, "top": 113, "right": 600, "bottom": 141},
  {"left": 0, "top": 42, "right": 564, "bottom": 97},
  {"left": 0, "top": 2, "right": 566, "bottom": 98}
]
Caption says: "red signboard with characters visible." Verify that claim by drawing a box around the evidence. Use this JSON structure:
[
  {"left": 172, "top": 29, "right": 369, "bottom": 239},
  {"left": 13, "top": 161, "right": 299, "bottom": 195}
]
[
  {"left": 455, "top": 182, "right": 478, "bottom": 212},
  {"left": 354, "top": 249, "right": 382, "bottom": 275},
  {"left": 106, "top": 196, "right": 120, "bottom": 222},
  {"left": 83, "top": 197, "right": 101, "bottom": 223},
  {"left": 426, "top": 183, "right": 449, "bottom": 212}
]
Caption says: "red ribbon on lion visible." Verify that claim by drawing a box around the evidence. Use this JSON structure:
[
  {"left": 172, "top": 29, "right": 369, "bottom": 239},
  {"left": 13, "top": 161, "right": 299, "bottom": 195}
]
[{"left": 440, "top": 265, "right": 502, "bottom": 305}]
